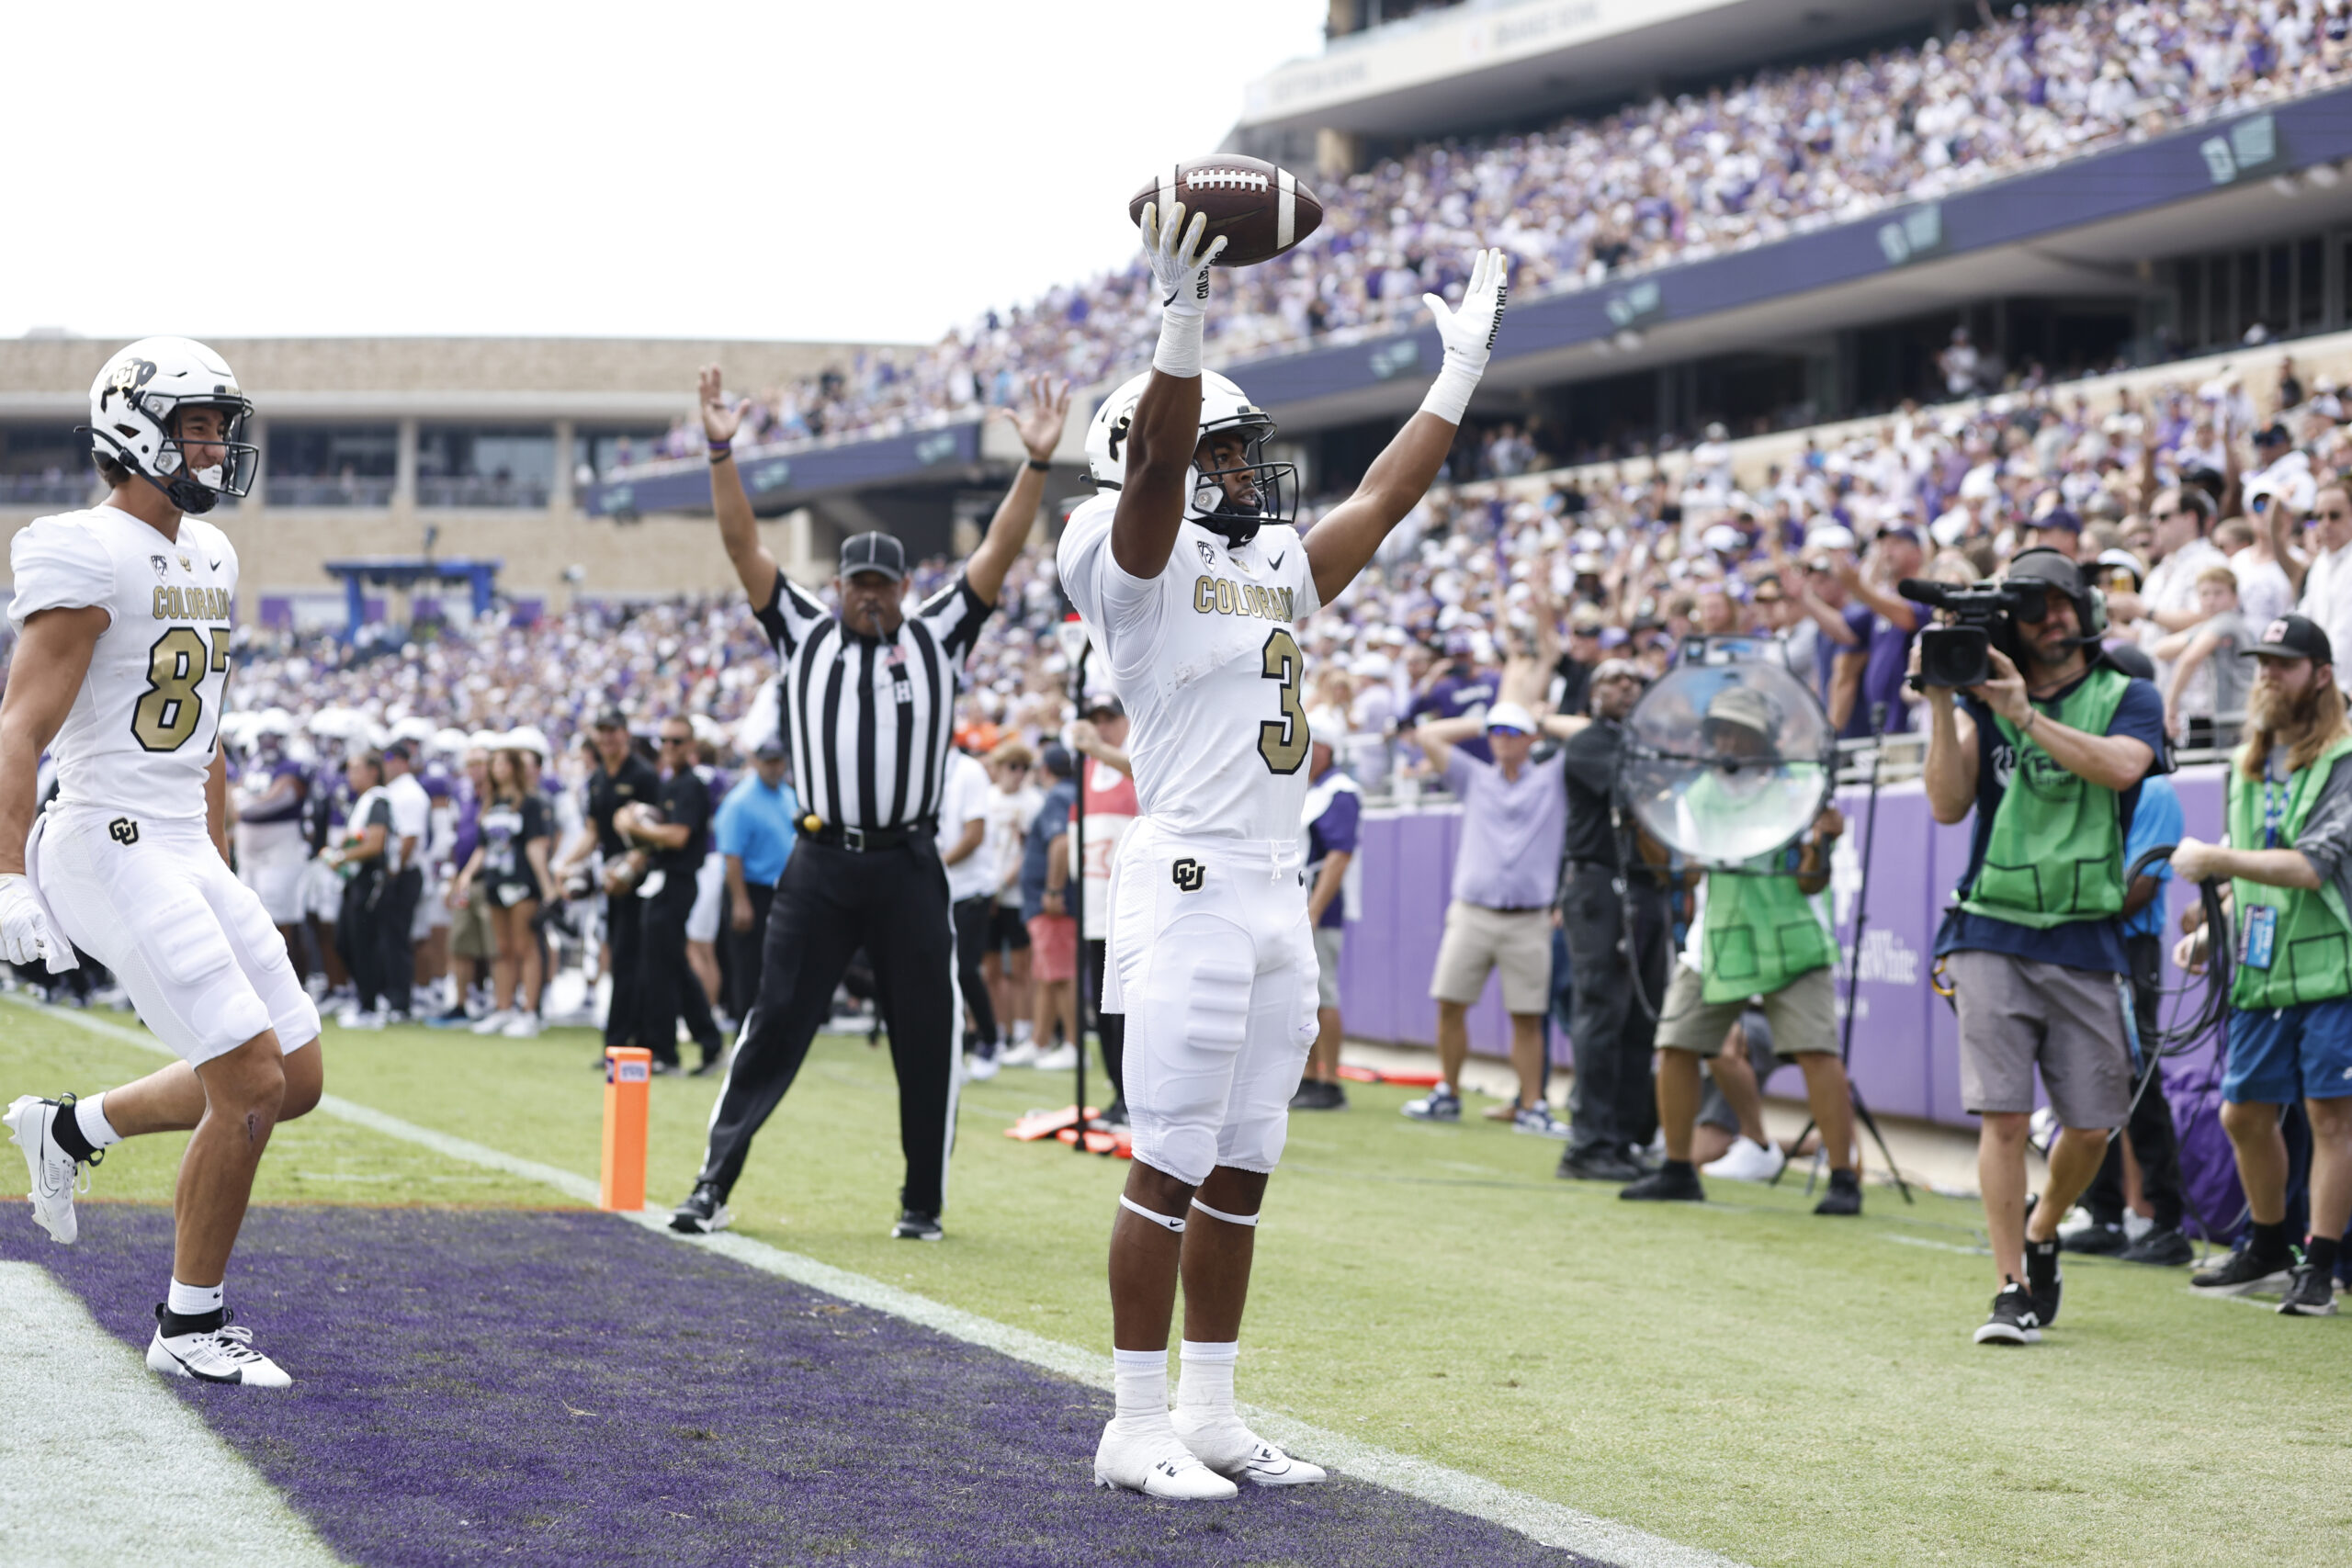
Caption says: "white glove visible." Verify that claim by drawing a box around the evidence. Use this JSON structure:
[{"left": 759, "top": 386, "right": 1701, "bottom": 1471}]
[
  {"left": 0, "top": 873, "right": 65, "bottom": 973},
  {"left": 1419, "top": 247, "right": 1510, "bottom": 424},
  {"left": 1139, "top": 201, "right": 1226, "bottom": 378}
]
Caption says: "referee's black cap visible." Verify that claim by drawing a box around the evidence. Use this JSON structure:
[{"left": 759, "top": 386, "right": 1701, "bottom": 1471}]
[{"left": 839, "top": 531, "right": 908, "bottom": 582}]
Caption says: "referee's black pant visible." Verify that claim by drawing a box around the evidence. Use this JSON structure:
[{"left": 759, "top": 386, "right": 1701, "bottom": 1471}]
[
  {"left": 726, "top": 881, "right": 776, "bottom": 1020},
  {"left": 697, "top": 837, "right": 960, "bottom": 1214}
]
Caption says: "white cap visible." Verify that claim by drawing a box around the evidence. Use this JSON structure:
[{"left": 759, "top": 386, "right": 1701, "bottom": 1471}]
[
  {"left": 1485, "top": 701, "right": 1538, "bottom": 735},
  {"left": 1804, "top": 523, "right": 1858, "bottom": 556},
  {"left": 1702, "top": 523, "right": 1744, "bottom": 554},
  {"left": 502, "top": 726, "right": 551, "bottom": 759}
]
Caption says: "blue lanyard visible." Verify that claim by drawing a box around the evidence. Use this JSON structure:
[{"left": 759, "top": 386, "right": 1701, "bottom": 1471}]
[{"left": 2263, "top": 764, "right": 2288, "bottom": 851}]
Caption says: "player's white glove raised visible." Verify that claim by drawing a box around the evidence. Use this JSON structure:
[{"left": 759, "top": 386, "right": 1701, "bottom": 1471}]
[
  {"left": 0, "top": 873, "right": 67, "bottom": 973},
  {"left": 1419, "top": 247, "right": 1510, "bottom": 424},
  {"left": 1140, "top": 201, "right": 1226, "bottom": 378}
]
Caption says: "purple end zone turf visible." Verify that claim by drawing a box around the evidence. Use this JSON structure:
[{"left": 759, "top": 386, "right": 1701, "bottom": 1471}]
[{"left": 6, "top": 1207, "right": 1605, "bottom": 1568}]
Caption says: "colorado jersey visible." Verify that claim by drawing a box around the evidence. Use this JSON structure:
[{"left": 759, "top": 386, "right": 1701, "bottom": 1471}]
[
  {"left": 1057, "top": 492, "right": 1321, "bottom": 841},
  {"left": 8, "top": 504, "right": 237, "bottom": 820}
]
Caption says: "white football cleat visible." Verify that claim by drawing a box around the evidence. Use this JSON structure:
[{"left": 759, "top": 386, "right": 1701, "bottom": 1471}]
[
  {"left": 1170, "top": 1411, "right": 1328, "bottom": 1487},
  {"left": 1092, "top": 1420, "right": 1238, "bottom": 1500},
  {"left": 147, "top": 1308, "right": 291, "bottom": 1388},
  {"left": 6, "top": 1095, "right": 92, "bottom": 1245},
  {"left": 1702, "top": 1135, "right": 1787, "bottom": 1183}
]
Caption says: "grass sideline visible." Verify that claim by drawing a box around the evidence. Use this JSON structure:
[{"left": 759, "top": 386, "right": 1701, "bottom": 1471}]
[{"left": 6, "top": 1007, "right": 2348, "bottom": 1566}]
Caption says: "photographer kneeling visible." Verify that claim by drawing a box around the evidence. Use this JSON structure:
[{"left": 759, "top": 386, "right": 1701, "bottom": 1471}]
[
  {"left": 2171, "top": 614, "right": 2352, "bottom": 1317},
  {"left": 1621, "top": 685, "right": 1861, "bottom": 1213},
  {"left": 1920, "top": 550, "right": 2165, "bottom": 1347}
]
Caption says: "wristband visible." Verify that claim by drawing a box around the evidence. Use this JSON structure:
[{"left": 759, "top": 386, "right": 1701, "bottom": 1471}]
[
  {"left": 1418, "top": 356, "right": 1483, "bottom": 425},
  {"left": 1152, "top": 307, "right": 1204, "bottom": 378},
  {"left": 707, "top": 440, "right": 732, "bottom": 462},
  {"left": 1025, "top": 458, "right": 1051, "bottom": 472}
]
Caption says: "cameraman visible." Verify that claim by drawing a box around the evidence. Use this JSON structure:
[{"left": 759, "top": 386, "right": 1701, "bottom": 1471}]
[{"left": 1920, "top": 549, "right": 2165, "bottom": 1347}]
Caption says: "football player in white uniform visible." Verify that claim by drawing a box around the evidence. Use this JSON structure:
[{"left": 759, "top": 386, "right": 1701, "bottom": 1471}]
[
  {"left": 1062, "top": 207, "right": 1506, "bottom": 1497},
  {"left": 2, "top": 338, "right": 322, "bottom": 1388}
]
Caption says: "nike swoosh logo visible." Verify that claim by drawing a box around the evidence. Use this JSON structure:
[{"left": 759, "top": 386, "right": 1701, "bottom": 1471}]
[
  {"left": 209, "top": 558, "right": 221, "bottom": 570},
  {"left": 1270, "top": 551, "right": 1285, "bottom": 570}
]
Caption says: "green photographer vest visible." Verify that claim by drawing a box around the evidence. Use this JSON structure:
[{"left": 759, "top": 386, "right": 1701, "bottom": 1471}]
[
  {"left": 2225, "top": 737, "right": 2352, "bottom": 1010},
  {"left": 1958, "top": 667, "right": 2132, "bottom": 930},
  {"left": 1683, "top": 773, "right": 1836, "bottom": 1002}
]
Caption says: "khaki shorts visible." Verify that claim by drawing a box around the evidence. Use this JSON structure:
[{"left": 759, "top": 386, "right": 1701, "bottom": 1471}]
[
  {"left": 1947, "top": 947, "right": 2132, "bottom": 1129},
  {"left": 449, "top": 878, "right": 496, "bottom": 962},
  {"left": 1430, "top": 900, "right": 1552, "bottom": 1015},
  {"left": 1314, "top": 924, "right": 1344, "bottom": 1010},
  {"left": 1656, "top": 962, "right": 1838, "bottom": 1055}
]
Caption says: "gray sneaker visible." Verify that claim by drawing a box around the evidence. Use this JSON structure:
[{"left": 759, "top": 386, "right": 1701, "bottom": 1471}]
[{"left": 1401, "top": 1087, "right": 1460, "bottom": 1122}]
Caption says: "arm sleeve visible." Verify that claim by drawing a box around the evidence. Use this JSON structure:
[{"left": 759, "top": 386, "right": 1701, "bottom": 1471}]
[
  {"left": 2293, "top": 754, "right": 2352, "bottom": 892},
  {"left": 915, "top": 575, "right": 992, "bottom": 661},
  {"left": 7, "top": 516, "right": 116, "bottom": 632},
  {"left": 752, "top": 569, "right": 826, "bottom": 659},
  {"left": 2105, "top": 680, "right": 2170, "bottom": 772}
]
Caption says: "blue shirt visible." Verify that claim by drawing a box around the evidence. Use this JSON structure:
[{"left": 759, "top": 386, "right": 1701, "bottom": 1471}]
[
  {"left": 715, "top": 773, "right": 798, "bottom": 887},
  {"left": 1933, "top": 671, "right": 2168, "bottom": 975},
  {"left": 1306, "top": 771, "right": 1362, "bottom": 931},
  {"left": 1020, "top": 779, "right": 1078, "bottom": 920},
  {"left": 2120, "top": 773, "right": 2181, "bottom": 941}
]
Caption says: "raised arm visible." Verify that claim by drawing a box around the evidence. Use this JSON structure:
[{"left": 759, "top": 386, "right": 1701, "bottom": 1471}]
[
  {"left": 966, "top": 374, "right": 1070, "bottom": 607},
  {"left": 1306, "top": 249, "right": 1508, "bottom": 605},
  {"left": 1112, "top": 205, "right": 1224, "bottom": 580},
  {"left": 1412, "top": 713, "right": 1483, "bottom": 773},
  {"left": 699, "top": 366, "right": 780, "bottom": 611}
]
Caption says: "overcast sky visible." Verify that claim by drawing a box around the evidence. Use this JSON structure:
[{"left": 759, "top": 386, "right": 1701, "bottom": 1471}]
[{"left": 1, "top": 0, "right": 1329, "bottom": 348}]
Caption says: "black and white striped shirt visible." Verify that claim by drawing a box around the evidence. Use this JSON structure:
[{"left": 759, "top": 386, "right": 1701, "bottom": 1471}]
[{"left": 752, "top": 569, "right": 990, "bottom": 831}]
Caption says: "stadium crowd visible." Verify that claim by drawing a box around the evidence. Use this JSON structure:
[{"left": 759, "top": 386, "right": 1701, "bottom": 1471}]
[{"left": 626, "top": 0, "right": 2352, "bottom": 461}]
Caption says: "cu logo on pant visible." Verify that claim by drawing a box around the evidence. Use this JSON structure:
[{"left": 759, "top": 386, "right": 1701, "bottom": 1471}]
[
  {"left": 108, "top": 818, "right": 140, "bottom": 846},
  {"left": 1171, "top": 858, "right": 1205, "bottom": 892}
]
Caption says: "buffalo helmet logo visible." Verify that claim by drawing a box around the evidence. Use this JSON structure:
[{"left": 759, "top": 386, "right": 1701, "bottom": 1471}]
[
  {"left": 108, "top": 818, "right": 140, "bottom": 846},
  {"left": 176, "top": 553, "right": 191, "bottom": 572},
  {"left": 1171, "top": 858, "right": 1205, "bottom": 892},
  {"left": 108, "top": 358, "right": 157, "bottom": 393}
]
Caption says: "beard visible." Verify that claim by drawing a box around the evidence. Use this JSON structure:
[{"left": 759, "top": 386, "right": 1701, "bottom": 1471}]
[{"left": 2249, "top": 674, "right": 2326, "bottom": 736}]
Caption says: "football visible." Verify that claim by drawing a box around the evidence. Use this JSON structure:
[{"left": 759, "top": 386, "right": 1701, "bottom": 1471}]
[{"left": 1127, "top": 155, "right": 1322, "bottom": 268}]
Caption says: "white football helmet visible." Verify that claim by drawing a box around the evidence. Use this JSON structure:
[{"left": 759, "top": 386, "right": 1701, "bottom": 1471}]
[
  {"left": 1084, "top": 369, "right": 1295, "bottom": 546},
  {"left": 85, "top": 337, "right": 258, "bottom": 514}
]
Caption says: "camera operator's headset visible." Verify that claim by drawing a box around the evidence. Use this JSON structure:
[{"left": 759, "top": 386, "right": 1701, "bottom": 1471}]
[{"left": 1923, "top": 555, "right": 2232, "bottom": 1148}]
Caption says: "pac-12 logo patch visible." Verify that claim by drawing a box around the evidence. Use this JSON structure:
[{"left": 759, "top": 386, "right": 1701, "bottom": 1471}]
[
  {"left": 150, "top": 555, "right": 169, "bottom": 581},
  {"left": 1171, "top": 858, "right": 1205, "bottom": 892},
  {"left": 1197, "top": 541, "right": 1217, "bottom": 569},
  {"left": 108, "top": 818, "right": 140, "bottom": 846}
]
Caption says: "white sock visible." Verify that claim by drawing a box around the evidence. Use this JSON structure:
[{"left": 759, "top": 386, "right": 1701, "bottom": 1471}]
[
  {"left": 76, "top": 1093, "right": 122, "bottom": 1150},
  {"left": 165, "top": 1278, "right": 223, "bottom": 1320},
  {"left": 1176, "top": 1339, "right": 1239, "bottom": 1420},
  {"left": 1112, "top": 1347, "right": 1170, "bottom": 1429}
]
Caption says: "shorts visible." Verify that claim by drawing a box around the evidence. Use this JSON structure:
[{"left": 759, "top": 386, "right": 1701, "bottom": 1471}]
[
  {"left": 1102, "top": 820, "right": 1317, "bottom": 1186},
  {"left": 1947, "top": 948, "right": 2132, "bottom": 1129},
  {"left": 1430, "top": 900, "right": 1551, "bottom": 1015},
  {"left": 32, "top": 807, "right": 321, "bottom": 1066},
  {"left": 237, "top": 847, "right": 307, "bottom": 927},
  {"left": 1314, "top": 924, "right": 1344, "bottom": 1011},
  {"left": 1027, "top": 913, "right": 1077, "bottom": 982},
  {"left": 449, "top": 878, "right": 496, "bottom": 961},
  {"left": 301, "top": 855, "right": 344, "bottom": 923},
  {"left": 2224, "top": 995, "right": 2352, "bottom": 1104},
  {"left": 411, "top": 874, "right": 447, "bottom": 941},
  {"left": 988, "top": 901, "right": 1030, "bottom": 953},
  {"left": 1657, "top": 963, "right": 1837, "bottom": 1057},
  {"left": 1699, "top": 1006, "right": 1780, "bottom": 1133},
  {"left": 686, "top": 852, "right": 725, "bottom": 944}
]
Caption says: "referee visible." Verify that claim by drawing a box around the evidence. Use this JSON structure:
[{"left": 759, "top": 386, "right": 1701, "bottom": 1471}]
[{"left": 671, "top": 366, "right": 1069, "bottom": 1241}]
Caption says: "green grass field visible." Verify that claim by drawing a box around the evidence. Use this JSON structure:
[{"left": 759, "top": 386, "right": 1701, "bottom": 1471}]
[{"left": 6, "top": 1002, "right": 2348, "bottom": 1567}]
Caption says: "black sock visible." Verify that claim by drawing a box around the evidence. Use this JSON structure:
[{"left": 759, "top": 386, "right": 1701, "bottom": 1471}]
[
  {"left": 1828, "top": 1168, "right": 1860, "bottom": 1190},
  {"left": 1664, "top": 1158, "right": 1696, "bottom": 1179},
  {"left": 49, "top": 1101, "right": 96, "bottom": 1163},
  {"left": 158, "top": 1304, "right": 225, "bottom": 1337},
  {"left": 2304, "top": 1235, "right": 2341, "bottom": 1277},
  {"left": 2025, "top": 1235, "right": 2059, "bottom": 1295},
  {"left": 2251, "top": 1219, "right": 2293, "bottom": 1262}
]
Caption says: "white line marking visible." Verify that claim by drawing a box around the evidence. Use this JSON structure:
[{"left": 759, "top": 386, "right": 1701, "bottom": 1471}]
[
  {"left": 0, "top": 1261, "right": 343, "bottom": 1568},
  {"left": 1878, "top": 1233, "right": 1990, "bottom": 1257},
  {"left": 15, "top": 999, "right": 1747, "bottom": 1568}
]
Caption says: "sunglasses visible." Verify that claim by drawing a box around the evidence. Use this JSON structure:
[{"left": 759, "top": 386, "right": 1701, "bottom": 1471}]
[
  {"left": 1754, "top": 593, "right": 1785, "bottom": 604},
  {"left": 659, "top": 735, "right": 693, "bottom": 747}
]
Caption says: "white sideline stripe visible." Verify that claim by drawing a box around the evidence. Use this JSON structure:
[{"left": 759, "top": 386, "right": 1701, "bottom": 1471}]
[
  {"left": 0, "top": 1263, "right": 342, "bottom": 1568},
  {"left": 17, "top": 999, "right": 1747, "bottom": 1568}
]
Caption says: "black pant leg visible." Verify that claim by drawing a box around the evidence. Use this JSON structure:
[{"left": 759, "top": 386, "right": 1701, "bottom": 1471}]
[
  {"left": 1084, "top": 936, "right": 1125, "bottom": 1101},
  {"left": 636, "top": 878, "right": 705, "bottom": 1065},
  {"left": 866, "top": 842, "right": 960, "bottom": 1216},
  {"left": 341, "top": 876, "right": 382, "bottom": 1010},
  {"left": 954, "top": 896, "right": 997, "bottom": 1048},
  {"left": 698, "top": 850, "right": 867, "bottom": 1196},
  {"left": 1562, "top": 873, "right": 1631, "bottom": 1156},
  {"left": 604, "top": 893, "right": 644, "bottom": 1049},
  {"left": 378, "top": 868, "right": 420, "bottom": 1014},
  {"left": 728, "top": 882, "right": 775, "bottom": 1020},
  {"left": 1619, "top": 881, "right": 1671, "bottom": 1151}
]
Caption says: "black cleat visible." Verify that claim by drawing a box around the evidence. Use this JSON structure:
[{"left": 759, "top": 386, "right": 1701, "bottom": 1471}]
[
  {"left": 1813, "top": 1168, "right": 1862, "bottom": 1215},
  {"left": 670, "top": 1181, "right": 732, "bottom": 1235},
  {"left": 891, "top": 1209, "right": 943, "bottom": 1241},
  {"left": 2024, "top": 1235, "right": 2063, "bottom": 1326},
  {"left": 2060, "top": 1221, "right": 2127, "bottom": 1255},
  {"left": 1973, "top": 1281, "right": 2044, "bottom": 1345},
  {"left": 2276, "top": 1260, "right": 2339, "bottom": 1316},
  {"left": 2115, "top": 1226, "right": 2194, "bottom": 1268},
  {"left": 1619, "top": 1163, "right": 1705, "bottom": 1202},
  {"left": 2189, "top": 1244, "right": 2293, "bottom": 1297}
]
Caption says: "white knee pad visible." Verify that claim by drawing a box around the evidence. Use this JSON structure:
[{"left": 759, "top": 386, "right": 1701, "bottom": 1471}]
[
  {"left": 214, "top": 876, "right": 321, "bottom": 1050},
  {"left": 1125, "top": 916, "right": 1255, "bottom": 1188}
]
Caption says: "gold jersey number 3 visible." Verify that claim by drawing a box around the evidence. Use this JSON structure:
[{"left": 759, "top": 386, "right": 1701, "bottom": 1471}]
[
  {"left": 1257, "top": 627, "right": 1308, "bottom": 775},
  {"left": 132, "top": 626, "right": 231, "bottom": 752}
]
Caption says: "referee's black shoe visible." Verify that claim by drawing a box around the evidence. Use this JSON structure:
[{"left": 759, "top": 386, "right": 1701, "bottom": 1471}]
[
  {"left": 892, "top": 1209, "right": 943, "bottom": 1242},
  {"left": 671, "top": 1181, "right": 732, "bottom": 1235}
]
